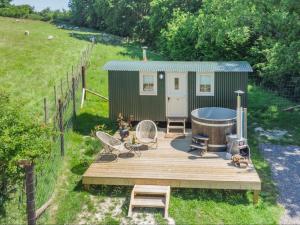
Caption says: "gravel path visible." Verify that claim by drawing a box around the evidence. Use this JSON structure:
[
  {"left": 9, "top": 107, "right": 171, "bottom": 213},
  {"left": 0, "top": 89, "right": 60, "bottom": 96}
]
[{"left": 260, "top": 144, "right": 300, "bottom": 224}]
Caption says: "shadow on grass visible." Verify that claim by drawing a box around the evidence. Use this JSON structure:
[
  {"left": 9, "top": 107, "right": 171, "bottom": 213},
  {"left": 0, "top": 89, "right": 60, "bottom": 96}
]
[
  {"left": 71, "top": 162, "right": 90, "bottom": 175},
  {"left": 70, "top": 136, "right": 102, "bottom": 176},
  {"left": 118, "top": 43, "right": 165, "bottom": 61},
  {"left": 54, "top": 21, "right": 123, "bottom": 45},
  {"left": 73, "top": 112, "right": 116, "bottom": 136},
  {"left": 67, "top": 31, "right": 164, "bottom": 61},
  {"left": 73, "top": 181, "right": 131, "bottom": 202},
  {"left": 70, "top": 32, "right": 124, "bottom": 46}
]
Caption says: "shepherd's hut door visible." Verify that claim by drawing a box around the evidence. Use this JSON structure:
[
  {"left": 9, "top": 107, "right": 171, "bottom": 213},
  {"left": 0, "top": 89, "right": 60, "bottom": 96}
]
[{"left": 166, "top": 72, "right": 188, "bottom": 117}]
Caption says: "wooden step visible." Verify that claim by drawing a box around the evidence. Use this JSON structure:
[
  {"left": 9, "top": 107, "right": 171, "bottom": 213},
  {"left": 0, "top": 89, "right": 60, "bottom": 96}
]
[
  {"left": 191, "top": 142, "right": 207, "bottom": 147},
  {"left": 134, "top": 185, "right": 170, "bottom": 195},
  {"left": 192, "top": 138, "right": 208, "bottom": 144},
  {"left": 132, "top": 196, "right": 165, "bottom": 208},
  {"left": 167, "top": 117, "right": 186, "bottom": 134},
  {"left": 128, "top": 185, "right": 170, "bottom": 218},
  {"left": 190, "top": 143, "right": 208, "bottom": 150},
  {"left": 168, "top": 125, "right": 185, "bottom": 129},
  {"left": 167, "top": 117, "right": 186, "bottom": 123},
  {"left": 192, "top": 135, "right": 209, "bottom": 141}
]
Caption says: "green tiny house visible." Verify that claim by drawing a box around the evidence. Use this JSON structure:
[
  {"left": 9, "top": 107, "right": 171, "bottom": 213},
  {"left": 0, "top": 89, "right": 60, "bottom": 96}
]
[{"left": 103, "top": 61, "right": 252, "bottom": 121}]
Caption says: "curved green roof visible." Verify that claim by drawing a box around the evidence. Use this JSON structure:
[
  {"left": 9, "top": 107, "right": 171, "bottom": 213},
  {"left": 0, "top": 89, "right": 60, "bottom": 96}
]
[{"left": 103, "top": 60, "right": 253, "bottom": 73}]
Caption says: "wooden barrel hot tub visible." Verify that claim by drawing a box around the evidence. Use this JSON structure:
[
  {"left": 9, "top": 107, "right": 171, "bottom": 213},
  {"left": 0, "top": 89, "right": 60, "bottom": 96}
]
[{"left": 191, "top": 107, "right": 236, "bottom": 152}]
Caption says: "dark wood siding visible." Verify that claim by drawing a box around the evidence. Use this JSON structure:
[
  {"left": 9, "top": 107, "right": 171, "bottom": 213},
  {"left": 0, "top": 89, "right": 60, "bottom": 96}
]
[
  {"left": 108, "top": 71, "right": 247, "bottom": 122},
  {"left": 188, "top": 72, "right": 248, "bottom": 119},
  {"left": 109, "top": 71, "right": 166, "bottom": 121}
]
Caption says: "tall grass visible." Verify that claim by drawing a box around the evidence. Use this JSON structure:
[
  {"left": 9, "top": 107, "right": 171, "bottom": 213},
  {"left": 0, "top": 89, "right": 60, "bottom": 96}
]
[{"left": 0, "top": 17, "right": 90, "bottom": 224}]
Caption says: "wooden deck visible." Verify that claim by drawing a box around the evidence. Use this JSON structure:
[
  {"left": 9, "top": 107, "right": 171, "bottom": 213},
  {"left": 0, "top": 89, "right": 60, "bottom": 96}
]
[{"left": 83, "top": 130, "right": 261, "bottom": 200}]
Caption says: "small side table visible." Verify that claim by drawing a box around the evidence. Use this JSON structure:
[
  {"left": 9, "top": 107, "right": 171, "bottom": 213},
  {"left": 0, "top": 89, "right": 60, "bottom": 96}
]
[{"left": 125, "top": 142, "right": 142, "bottom": 157}]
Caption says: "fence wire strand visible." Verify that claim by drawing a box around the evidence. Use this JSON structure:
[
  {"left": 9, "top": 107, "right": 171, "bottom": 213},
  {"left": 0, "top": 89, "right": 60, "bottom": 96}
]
[{"left": 17, "top": 43, "right": 94, "bottom": 211}]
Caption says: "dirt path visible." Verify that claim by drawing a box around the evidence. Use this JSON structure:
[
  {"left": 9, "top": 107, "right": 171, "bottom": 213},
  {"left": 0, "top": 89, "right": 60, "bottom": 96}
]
[{"left": 260, "top": 144, "right": 300, "bottom": 224}]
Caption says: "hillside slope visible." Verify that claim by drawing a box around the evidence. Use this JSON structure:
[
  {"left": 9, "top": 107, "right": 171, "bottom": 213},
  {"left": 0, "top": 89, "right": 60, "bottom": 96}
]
[
  {"left": 0, "top": 17, "right": 87, "bottom": 114},
  {"left": 0, "top": 16, "right": 288, "bottom": 225}
]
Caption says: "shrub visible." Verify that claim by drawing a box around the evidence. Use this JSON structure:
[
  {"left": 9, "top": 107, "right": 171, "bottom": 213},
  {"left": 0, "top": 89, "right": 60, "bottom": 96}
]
[
  {"left": 0, "top": 90, "right": 52, "bottom": 208},
  {"left": 0, "top": 4, "right": 33, "bottom": 18},
  {"left": 159, "top": 10, "right": 199, "bottom": 60},
  {"left": 25, "top": 13, "right": 43, "bottom": 20}
]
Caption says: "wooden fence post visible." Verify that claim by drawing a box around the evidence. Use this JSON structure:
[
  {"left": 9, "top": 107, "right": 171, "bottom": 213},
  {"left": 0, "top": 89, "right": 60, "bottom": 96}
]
[
  {"left": 72, "top": 77, "right": 76, "bottom": 119},
  {"left": 81, "top": 66, "right": 86, "bottom": 99},
  {"left": 18, "top": 161, "right": 36, "bottom": 225},
  {"left": 25, "top": 163, "right": 36, "bottom": 225},
  {"left": 58, "top": 99, "right": 64, "bottom": 156},
  {"left": 43, "top": 98, "right": 47, "bottom": 124}
]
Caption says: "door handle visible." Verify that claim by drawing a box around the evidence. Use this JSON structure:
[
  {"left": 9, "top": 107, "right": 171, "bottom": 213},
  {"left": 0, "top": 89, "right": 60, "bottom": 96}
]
[{"left": 168, "top": 97, "right": 170, "bottom": 101}]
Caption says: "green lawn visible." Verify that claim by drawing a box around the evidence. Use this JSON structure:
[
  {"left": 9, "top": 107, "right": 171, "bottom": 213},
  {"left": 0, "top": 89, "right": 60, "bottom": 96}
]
[
  {"left": 39, "top": 37, "right": 290, "bottom": 225},
  {"left": 37, "top": 37, "right": 164, "bottom": 225},
  {"left": 0, "top": 17, "right": 89, "bottom": 224},
  {"left": 2, "top": 16, "right": 297, "bottom": 225},
  {"left": 0, "top": 17, "right": 89, "bottom": 116}
]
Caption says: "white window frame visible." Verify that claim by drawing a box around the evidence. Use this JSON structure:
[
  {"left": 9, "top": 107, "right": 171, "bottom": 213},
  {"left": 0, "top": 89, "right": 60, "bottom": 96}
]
[
  {"left": 196, "top": 72, "right": 215, "bottom": 96},
  {"left": 139, "top": 71, "right": 157, "bottom": 96}
]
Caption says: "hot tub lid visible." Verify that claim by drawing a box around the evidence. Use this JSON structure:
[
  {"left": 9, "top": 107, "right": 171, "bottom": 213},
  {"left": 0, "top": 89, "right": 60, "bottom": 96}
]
[{"left": 191, "top": 107, "right": 236, "bottom": 121}]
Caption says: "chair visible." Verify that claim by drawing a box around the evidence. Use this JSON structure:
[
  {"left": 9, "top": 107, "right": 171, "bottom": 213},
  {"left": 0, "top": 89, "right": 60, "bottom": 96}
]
[
  {"left": 136, "top": 120, "right": 158, "bottom": 149},
  {"left": 96, "top": 131, "right": 127, "bottom": 160}
]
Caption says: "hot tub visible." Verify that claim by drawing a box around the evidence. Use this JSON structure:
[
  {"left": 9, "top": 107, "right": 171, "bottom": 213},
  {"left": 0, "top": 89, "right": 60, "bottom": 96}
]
[{"left": 191, "top": 107, "right": 236, "bottom": 152}]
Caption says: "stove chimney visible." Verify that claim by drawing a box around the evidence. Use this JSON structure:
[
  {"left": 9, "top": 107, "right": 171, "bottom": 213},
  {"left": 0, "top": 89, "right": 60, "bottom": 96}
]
[
  {"left": 235, "top": 90, "right": 244, "bottom": 139},
  {"left": 142, "top": 46, "right": 148, "bottom": 61}
]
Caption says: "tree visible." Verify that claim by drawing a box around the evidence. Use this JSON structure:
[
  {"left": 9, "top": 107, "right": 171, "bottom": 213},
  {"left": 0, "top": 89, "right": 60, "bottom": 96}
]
[
  {"left": 39, "top": 7, "right": 53, "bottom": 21},
  {"left": 67, "top": 0, "right": 299, "bottom": 94},
  {"left": 258, "top": 0, "right": 300, "bottom": 88},
  {"left": 159, "top": 10, "right": 199, "bottom": 60},
  {"left": 69, "top": 0, "right": 95, "bottom": 26},
  {"left": 69, "top": 0, "right": 150, "bottom": 37},
  {"left": 147, "top": 0, "right": 202, "bottom": 46},
  {"left": 159, "top": 0, "right": 299, "bottom": 94},
  {"left": 0, "top": 0, "right": 11, "bottom": 8}
]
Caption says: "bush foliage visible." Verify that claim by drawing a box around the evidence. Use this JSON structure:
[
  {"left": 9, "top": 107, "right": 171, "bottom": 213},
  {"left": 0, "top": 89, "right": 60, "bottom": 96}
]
[
  {"left": 0, "top": 90, "right": 51, "bottom": 207},
  {"left": 68, "top": 0, "right": 299, "bottom": 95},
  {"left": 0, "top": 3, "right": 70, "bottom": 22},
  {"left": 2, "top": 0, "right": 299, "bottom": 93}
]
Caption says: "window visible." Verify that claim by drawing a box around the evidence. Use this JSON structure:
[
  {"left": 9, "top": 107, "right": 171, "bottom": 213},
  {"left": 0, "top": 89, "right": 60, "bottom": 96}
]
[
  {"left": 174, "top": 78, "right": 179, "bottom": 90},
  {"left": 139, "top": 72, "right": 157, "bottom": 95},
  {"left": 196, "top": 73, "right": 214, "bottom": 96},
  {"left": 143, "top": 75, "right": 154, "bottom": 91}
]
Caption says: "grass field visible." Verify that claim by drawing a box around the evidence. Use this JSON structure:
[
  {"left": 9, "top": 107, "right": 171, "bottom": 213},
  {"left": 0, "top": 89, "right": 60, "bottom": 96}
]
[
  {"left": 0, "top": 17, "right": 90, "bottom": 116},
  {"left": 38, "top": 33, "right": 289, "bottom": 225},
  {"left": 3, "top": 16, "right": 300, "bottom": 225},
  {"left": 0, "top": 16, "right": 89, "bottom": 224}
]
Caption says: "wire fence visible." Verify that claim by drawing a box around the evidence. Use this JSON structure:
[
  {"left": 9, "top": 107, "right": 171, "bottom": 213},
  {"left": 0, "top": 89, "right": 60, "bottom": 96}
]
[
  {"left": 16, "top": 43, "right": 94, "bottom": 218},
  {"left": 13, "top": 48, "right": 299, "bottom": 222},
  {"left": 249, "top": 74, "right": 300, "bottom": 108}
]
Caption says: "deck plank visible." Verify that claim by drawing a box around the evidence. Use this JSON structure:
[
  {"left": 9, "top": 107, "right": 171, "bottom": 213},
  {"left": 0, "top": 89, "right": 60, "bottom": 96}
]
[{"left": 82, "top": 130, "right": 261, "bottom": 191}]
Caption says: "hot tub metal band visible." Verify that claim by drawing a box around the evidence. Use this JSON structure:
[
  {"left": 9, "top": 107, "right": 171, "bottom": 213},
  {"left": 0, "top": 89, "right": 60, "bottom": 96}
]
[{"left": 191, "top": 119, "right": 235, "bottom": 127}]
